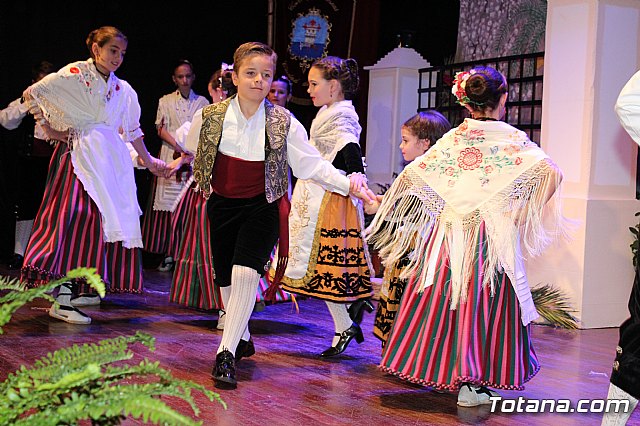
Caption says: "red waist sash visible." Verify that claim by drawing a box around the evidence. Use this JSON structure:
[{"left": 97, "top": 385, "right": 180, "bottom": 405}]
[
  {"left": 211, "top": 152, "right": 290, "bottom": 300},
  {"left": 211, "top": 152, "right": 265, "bottom": 198}
]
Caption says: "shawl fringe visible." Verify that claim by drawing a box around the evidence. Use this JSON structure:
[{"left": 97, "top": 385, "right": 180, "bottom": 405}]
[{"left": 365, "top": 158, "right": 569, "bottom": 309}]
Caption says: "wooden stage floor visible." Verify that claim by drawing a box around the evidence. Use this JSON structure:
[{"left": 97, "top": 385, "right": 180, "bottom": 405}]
[{"left": 0, "top": 266, "right": 637, "bottom": 426}]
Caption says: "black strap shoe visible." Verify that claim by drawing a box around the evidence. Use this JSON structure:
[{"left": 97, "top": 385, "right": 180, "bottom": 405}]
[
  {"left": 320, "top": 323, "right": 364, "bottom": 357},
  {"left": 347, "top": 298, "right": 374, "bottom": 324},
  {"left": 212, "top": 349, "right": 237, "bottom": 389},
  {"left": 235, "top": 338, "right": 256, "bottom": 361}
]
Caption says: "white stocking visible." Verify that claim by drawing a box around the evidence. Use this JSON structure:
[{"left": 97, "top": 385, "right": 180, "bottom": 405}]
[
  {"left": 325, "top": 301, "right": 353, "bottom": 346},
  {"left": 217, "top": 265, "right": 259, "bottom": 356},
  {"left": 601, "top": 383, "right": 638, "bottom": 426}
]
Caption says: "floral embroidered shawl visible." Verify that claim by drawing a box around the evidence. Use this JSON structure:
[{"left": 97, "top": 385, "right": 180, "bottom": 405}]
[{"left": 365, "top": 118, "right": 567, "bottom": 319}]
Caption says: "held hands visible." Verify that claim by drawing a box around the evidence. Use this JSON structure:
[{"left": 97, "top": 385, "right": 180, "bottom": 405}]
[
  {"left": 363, "top": 194, "right": 384, "bottom": 215},
  {"left": 166, "top": 153, "right": 193, "bottom": 180},
  {"left": 348, "top": 172, "right": 376, "bottom": 204},
  {"left": 349, "top": 172, "right": 368, "bottom": 193},
  {"left": 145, "top": 156, "right": 170, "bottom": 178}
]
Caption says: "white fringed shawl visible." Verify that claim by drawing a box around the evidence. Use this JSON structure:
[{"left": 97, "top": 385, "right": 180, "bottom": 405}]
[
  {"left": 28, "top": 59, "right": 145, "bottom": 248},
  {"left": 309, "top": 100, "right": 362, "bottom": 161},
  {"left": 365, "top": 119, "right": 567, "bottom": 324}
]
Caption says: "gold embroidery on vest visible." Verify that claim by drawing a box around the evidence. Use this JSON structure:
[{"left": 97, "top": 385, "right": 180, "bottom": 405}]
[{"left": 192, "top": 97, "right": 291, "bottom": 202}]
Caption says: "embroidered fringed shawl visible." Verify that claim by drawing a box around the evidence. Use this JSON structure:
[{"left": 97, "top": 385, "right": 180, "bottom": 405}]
[
  {"left": 28, "top": 59, "right": 145, "bottom": 248},
  {"left": 309, "top": 100, "right": 362, "bottom": 162},
  {"left": 365, "top": 119, "right": 567, "bottom": 324}
]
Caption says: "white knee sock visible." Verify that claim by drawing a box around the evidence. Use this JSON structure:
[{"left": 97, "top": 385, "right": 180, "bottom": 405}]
[
  {"left": 219, "top": 284, "right": 250, "bottom": 340},
  {"left": 325, "top": 301, "right": 353, "bottom": 346},
  {"left": 220, "top": 285, "right": 232, "bottom": 310},
  {"left": 217, "top": 265, "right": 259, "bottom": 356},
  {"left": 14, "top": 219, "right": 33, "bottom": 256},
  {"left": 601, "top": 383, "right": 638, "bottom": 426}
]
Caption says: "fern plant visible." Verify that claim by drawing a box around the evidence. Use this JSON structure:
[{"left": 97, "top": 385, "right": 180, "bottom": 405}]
[
  {"left": 0, "top": 268, "right": 225, "bottom": 425},
  {"left": 531, "top": 284, "right": 579, "bottom": 329}
]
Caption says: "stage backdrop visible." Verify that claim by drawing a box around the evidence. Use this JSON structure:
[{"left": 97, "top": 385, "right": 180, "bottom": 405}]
[{"left": 272, "top": 0, "right": 381, "bottom": 143}]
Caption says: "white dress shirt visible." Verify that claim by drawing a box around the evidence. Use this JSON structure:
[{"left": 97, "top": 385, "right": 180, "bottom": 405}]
[
  {"left": 182, "top": 97, "right": 350, "bottom": 195},
  {"left": 616, "top": 70, "right": 640, "bottom": 146}
]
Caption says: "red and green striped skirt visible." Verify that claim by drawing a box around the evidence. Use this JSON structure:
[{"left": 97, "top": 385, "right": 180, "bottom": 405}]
[
  {"left": 140, "top": 177, "right": 171, "bottom": 255},
  {"left": 380, "top": 226, "right": 539, "bottom": 391},
  {"left": 170, "top": 189, "right": 221, "bottom": 310},
  {"left": 21, "top": 143, "right": 143, "bottom": 293}
]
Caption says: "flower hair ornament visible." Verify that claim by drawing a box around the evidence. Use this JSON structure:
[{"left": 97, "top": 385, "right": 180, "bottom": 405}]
[
  {"left": 221, "top": 62, "right": 233, "bottom": 72},
  {"left": 451, "top": 69, "right": 480, "bottom": 106}
]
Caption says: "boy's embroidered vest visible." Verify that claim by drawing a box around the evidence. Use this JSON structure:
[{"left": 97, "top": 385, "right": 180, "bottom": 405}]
[{"left": 192, "top": 96, "right": 291, "bottom": 202}]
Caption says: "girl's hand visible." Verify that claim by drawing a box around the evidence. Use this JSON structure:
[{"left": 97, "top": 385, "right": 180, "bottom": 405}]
[
  {"left": 351, "top": 186, "right": 376, "bottom": 204},
  {"left": 349, "top": 172, "right": 368, "bottom": 193},
  {"left": 363, "top": 194, "right": 384, "bottom": 215},
  {"left": 146, "top": 156, "right": 168, "bottom": 177}
]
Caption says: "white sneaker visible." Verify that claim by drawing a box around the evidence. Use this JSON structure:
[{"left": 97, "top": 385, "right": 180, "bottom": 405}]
[
  {"left": 217, "top": 310, "right": 226, "bottom": 330},
  {"left": 70, "top": 294, "right": 101, "bottom": 307},
  {"left": 49, "top": 304, "right": 92, "bottom": 325},
  {"left": 457, "top": 384, "right": 500, "bottom": 407}
]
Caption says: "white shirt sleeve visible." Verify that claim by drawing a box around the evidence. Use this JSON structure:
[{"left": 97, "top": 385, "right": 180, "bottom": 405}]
[
  {"left": 0, "top": 98, "right": 28, "bottom": 130},
  {"left": 615, "top": 70, "right": 640, "bottom": 146},
  {"left": 287, "top": 117, "right": 350, "bottom": 195},
  {"left": 180, "top": 108, "right": 203, "bottom": 155}
]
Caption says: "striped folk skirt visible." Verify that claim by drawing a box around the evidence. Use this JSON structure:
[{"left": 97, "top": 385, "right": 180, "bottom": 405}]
[
  {"left": 140, "top": 177, "right": 171, "bottom": 255},
  {"left": 169, "top": 189, "right": 291, "bottom": 310},
  {"left": 21, "top": 143, "right": 143, "bottom": 293},
  {"left": 380, "top": 228, "right": 539, "bottom": 391},
  {"left": 170, "top": 189, "right": 221, "bottom": 310}
]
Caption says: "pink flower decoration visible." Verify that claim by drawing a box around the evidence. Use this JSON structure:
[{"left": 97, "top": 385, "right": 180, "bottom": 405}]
[
  {"left": 515, "top": 157, "right": 523, "bottom": 165},
  {"left": 485, "top": 165, "right": 493, "bottom": 174},
  {"left": 445, "top": 166, "right": 454, "bottom": 176},
  {"left": 457, "top": 147, "right": 483, "bottom": 170}
]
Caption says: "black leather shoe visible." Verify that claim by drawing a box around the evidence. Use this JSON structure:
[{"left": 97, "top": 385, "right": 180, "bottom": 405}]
[
  {"left": 212, "top": 349, "right": 237, "bottom": 389},
  {"left": 235, "top": 338, "right": 256, "bottom": 361},
  {"left": 8, "top": 253, "right": 23, "bottom": 270},
  {"left": 320, "top": 323, "right": 364, "bottom": 357},
  {"left": 348, "top": 298, "right": 374, "bottom": 324}
]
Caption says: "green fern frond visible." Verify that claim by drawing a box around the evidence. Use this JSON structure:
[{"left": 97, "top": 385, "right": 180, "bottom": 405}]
[
  {"left": 100, "top": 360, "right": 226, "bottom": 412},
  {"left": 13, "top": 393, "right": 203, "bottom": 426},
  {"left": 532, "top": 284, "right": 579, "bottom": 329},
  {"left": 0, "top": 268, "right": 105, "bottom": 334},
  {"left": 0, "top": 332, "right": 154, "bottom": 394}
]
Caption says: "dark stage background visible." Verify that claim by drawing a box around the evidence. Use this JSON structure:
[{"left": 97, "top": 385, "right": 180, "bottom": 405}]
[{"left": 0, "top": 0, "right": 458, "bottom": 260}]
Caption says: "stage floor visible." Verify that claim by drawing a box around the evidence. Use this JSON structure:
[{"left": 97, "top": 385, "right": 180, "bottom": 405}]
[{"left": 0, "top": 266, "right": 637, "bottom": 426}]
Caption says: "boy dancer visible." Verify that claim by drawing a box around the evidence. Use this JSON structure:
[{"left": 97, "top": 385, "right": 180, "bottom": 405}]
[{"left": 179, "top": 42, "right": 373, "bottom": 389}]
